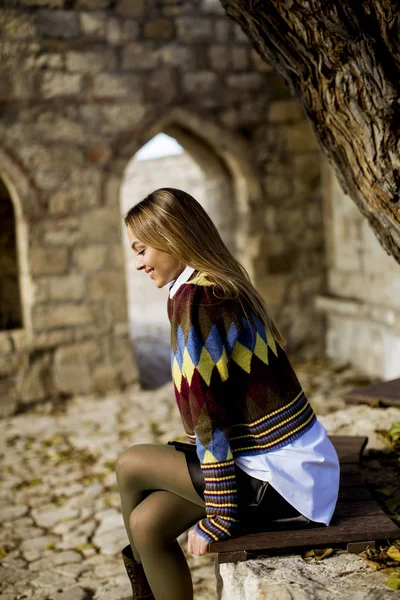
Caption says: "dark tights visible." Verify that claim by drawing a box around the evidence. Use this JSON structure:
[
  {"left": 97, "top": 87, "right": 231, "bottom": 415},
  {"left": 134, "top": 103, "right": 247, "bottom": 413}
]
[{"left": 116, "top": 443, "right": 206, "bottom": 600}]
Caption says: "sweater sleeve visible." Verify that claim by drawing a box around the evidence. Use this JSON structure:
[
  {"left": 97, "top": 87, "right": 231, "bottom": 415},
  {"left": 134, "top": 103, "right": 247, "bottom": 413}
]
[{"left": 178, "top": 283, "right": 243, "bottom": 543}]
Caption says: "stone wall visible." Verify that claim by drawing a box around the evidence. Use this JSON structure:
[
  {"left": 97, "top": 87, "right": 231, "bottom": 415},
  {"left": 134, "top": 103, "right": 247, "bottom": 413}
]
[
  {"left": 316, "top": 165, "right": 400, "bottom": 379},
  {"left": 0, "top": 0, "right": 326, "bottom": 414}
]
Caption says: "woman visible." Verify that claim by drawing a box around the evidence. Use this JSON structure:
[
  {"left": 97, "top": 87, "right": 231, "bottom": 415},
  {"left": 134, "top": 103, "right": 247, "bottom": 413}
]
[{"left": 116, "top": 188, "right": 340, "bottom": 600}]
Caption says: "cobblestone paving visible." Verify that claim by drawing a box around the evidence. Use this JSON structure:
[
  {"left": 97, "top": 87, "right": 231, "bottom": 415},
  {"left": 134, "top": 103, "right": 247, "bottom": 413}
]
[{"left": 0, "top": 358, "right": 397, "bottom": 600}]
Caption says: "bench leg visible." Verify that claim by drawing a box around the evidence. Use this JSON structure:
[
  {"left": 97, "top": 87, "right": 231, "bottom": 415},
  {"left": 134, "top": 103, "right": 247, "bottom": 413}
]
[{"left": 347, "top": 540, "right": 376, "bottom": 554}]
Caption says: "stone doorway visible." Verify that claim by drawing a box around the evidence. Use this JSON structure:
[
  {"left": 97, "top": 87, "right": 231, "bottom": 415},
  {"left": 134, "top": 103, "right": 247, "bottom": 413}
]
[{"left": 120, "top": 130, "right": 236, "bottom": 389}]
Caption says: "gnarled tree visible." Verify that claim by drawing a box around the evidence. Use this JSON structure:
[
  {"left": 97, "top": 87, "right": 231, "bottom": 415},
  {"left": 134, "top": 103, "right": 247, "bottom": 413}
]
[{"left": 221, "top": 0, "right": 400, "bottom": 263}]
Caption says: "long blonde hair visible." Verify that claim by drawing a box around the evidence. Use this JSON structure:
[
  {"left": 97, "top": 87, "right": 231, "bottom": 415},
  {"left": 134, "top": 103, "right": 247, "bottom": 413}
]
[{"left": 124, "top": 188, "right": 286, "bottom": 348}]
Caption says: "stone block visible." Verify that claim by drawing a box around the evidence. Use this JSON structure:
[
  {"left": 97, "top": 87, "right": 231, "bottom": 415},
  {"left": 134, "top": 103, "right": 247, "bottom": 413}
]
[
  {"left": 72, "top": 245, "right": 107, "bottom": 272},
  {"left": 104, "top": 245, "right": 124, "bottom": 269},
  {"left": 202, "top": 0, "right": 226, "bottom": 14},
  {"left": 31, "top": 248, "right": 69, "bottom": 275},
  {"left": 0, "top": 333, "right": 12, "bottom": 354},
  {"left": 93, "top": 364, "right": 120, "bottom": 394},
  {"left": 32, "top": 112, "right": 86, "bottom": 145},
  {"left": 0, "top": 354, "right": 20, "bottom": 377},
  {"left": 215, "top": 20, "right": 231, "bottom": 42},
  {"left": 159, "top": 44, "right": 196, "bottom": 69},
  {"left": 106, "top": 18, "right": 139, "bottom": 45},
  {"left": 33, "top": 329, "right": 75, "bottom": 350},
  {"left": 92, "top": 73, "right": 144, "bottom": 99},
  {"left": 122, "top": 42, "right": 159, "bottom": 70},
  {"left": 66, "top": 50, "right": 116, "bottom": 73},
  {"left": 79, "top": 12, "right": 106, "bottom": 37},
  {"left": 20, "top": 0, "right": 64, "bottom": 6},
  {"left": 53, "top": 344, "right": 94, "bottom": 394},
  {"left": 32, "top": 303, "right": 95, "bottom": 330},
  {"left": 36, "top": 11, "right": 80, "bottom": 39},
  {"left": 0, "top": 379, "right": 17, "bottom": 418},
  {"left": 145, "top": 68, "right": 178, "bottom": 103},
  {"left": 183, "top": 72, "right": 218, "bottom": 95},
  {"left": 232, "top": 47, "right": 249, "bottom": 71},
  {"left": 0, "top": 11, "right": 37, "bottom": 40},
  {"left": 227, "top": 73, "right": 265, "bottom": 90},
  {"left": 18, "top": 353, "right": 54, "bottom": 405},
  {"left": 81, "top": 208, "right": 122, "bottom": 242},
  {"left": 269, "top": 99, "right": 304, "bottom": 123},
  {"left": 143, "top": 19, "right": 174, "bottom": 40},
  {"left": 176, "top": 17, "right": 213, "bottom": 43},
  {"left": 208, "top": 45, "right": 230, "bottom": 70},
  {"left": 41, "top": 72, "right": 82, "bottom": 98},
  {"left": 115, "top": 0, "right": 146, "bottom": 18},
  {"left": 48, "top": 274, "right": 85, "bottom": 301},
  {"left": 88, "top": 271, "right": 124, "bottom": 300}
]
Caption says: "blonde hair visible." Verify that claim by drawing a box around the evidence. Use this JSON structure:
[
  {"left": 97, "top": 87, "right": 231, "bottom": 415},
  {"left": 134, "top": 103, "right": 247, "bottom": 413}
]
[{"left": 124, "top": 188, "right": 286, "bottom": 348}]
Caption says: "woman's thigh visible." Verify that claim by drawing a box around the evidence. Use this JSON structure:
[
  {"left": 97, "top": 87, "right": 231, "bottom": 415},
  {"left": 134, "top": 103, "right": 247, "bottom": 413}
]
[{"left": 116, "top": 443, "right": 205, "bottom": 508}]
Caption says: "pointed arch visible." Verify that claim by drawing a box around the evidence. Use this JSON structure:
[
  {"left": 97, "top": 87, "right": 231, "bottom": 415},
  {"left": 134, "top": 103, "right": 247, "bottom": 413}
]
[{"left": 102, "top": 107, "right": 263, "bottom": 279}]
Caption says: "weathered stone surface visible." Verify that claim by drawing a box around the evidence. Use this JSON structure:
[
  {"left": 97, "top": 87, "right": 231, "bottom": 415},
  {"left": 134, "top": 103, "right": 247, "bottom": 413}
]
[
  {"left": 176, "top": 17, "right": 213, "bottom": 42},
  {"left": 66, "top": 50, "right": 117, "bottom": 73},
  {"left": 53, "top": 344, "right": 95, "bottom": 394},
  {"left": 31, "top": 248, "right": 68, "bottom": 276},
  {"left": 106, "top": 17, "right": 139, "bottom": 45},
  {"left": 32, "top": 506, "right": 79, "bottom": 529},
  {"left": 48, "top": 275, "right": 85, "bottom": 301},
  {"left": 32, "top": 304, "right": 95, "bottom": 331},
  {"left": 79, "top": 11, "right": 106, "bottom": 37},
  {"left": 41, "top": 72, "right": 82, "bottom": 98},
  {"left": 122, "top": 42, "right": 159, "bottom": 70},
  {"left": 183, "top": 72, "right": 218, "bottom": 95},
  {"left": 72, "top": 246, "right": 108, "bottom": 272},
  {"left": 115, "top": 0, "right": 145, "bottom": 18},
  {"left": 0, "top": 505, "right": 28, "bottom": 521},
  {"left": 36, "top": 11, "right": 80, "bottom": 39},
  {"left": 143, "top": 19, "right": 174, "bottom": 40}
]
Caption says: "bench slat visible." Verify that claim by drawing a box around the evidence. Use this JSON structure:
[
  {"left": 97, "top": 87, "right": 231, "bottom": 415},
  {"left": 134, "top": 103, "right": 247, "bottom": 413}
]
[
  {"left": 210, "top": 513, "right": 399, "bottom": 553},
  {"left": 344, "top": 378, "right": 400, "bottom": 408}
]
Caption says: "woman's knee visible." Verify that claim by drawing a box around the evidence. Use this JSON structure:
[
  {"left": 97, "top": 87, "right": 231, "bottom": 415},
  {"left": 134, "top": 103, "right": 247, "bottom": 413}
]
[
  {"left": 129, "top": 502, "right": 166, "bottom": 552},
  {"left": 115, "top": 443, "right": 151, "bottom": 486}
]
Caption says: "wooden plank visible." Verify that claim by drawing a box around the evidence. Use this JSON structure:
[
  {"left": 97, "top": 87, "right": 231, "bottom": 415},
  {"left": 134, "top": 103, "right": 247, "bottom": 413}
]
[
  {"left": 337, "top": 486, "right": 371, "bottom": 501},
  {"left": 339, "top": 473, "right": 365, "bottom": 488},
  {"left": 329, "top": 436, "right": 368, "bottom": 462},
  {"left": 344, "top": 378, "right": 400, "bottom": 408},
  {"left": 209, "top": 513, "right": 399, "bottom": 553},
  {"left": 334, "top": 500, "right": 383, "bottom": 518}
]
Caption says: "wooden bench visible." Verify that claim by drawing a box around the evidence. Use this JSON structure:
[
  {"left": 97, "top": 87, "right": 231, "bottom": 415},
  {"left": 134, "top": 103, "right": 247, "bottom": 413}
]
[
  {"left": 209, "top": 436, "right": 399, "bottom": 564},
  {"left": 343, "top": 377, "right": 400, "bottom": 408}
]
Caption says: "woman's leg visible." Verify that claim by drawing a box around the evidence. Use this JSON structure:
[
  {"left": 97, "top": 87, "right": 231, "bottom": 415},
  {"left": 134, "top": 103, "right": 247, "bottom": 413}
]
[
  {"left": 130, "top": 489, "right": 206, "bottom": 600},
  {"left": 115, "top": 443, "right": 205, "bottom": 558}
]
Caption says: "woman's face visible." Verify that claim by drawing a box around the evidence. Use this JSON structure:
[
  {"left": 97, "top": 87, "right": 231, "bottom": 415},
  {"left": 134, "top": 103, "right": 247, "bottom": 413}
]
[{"left": 126, "top": 226, "right": 186, "bottom": 289}]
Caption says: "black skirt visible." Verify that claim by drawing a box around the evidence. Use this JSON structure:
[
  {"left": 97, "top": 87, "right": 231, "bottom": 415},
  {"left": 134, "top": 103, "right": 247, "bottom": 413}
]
[{"left": 168, "top": 440, "right": 315, "bottom": 533}]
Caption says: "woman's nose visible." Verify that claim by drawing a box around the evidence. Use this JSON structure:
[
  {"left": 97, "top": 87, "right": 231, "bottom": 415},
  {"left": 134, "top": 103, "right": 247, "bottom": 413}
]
[{"left": 135, "top": 257, "right": 144, "bottom": 271}]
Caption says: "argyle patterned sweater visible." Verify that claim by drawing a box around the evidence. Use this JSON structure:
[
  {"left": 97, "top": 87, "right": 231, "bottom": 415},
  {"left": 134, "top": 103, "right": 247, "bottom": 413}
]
[{"left": 167, "top": 271, "right": 316, "bottom": 543}]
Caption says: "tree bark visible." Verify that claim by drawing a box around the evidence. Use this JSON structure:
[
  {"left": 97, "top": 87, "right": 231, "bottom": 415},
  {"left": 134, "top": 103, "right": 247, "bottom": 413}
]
[{"left": 221, "top": 0, "right": 400, "bottom": 263}]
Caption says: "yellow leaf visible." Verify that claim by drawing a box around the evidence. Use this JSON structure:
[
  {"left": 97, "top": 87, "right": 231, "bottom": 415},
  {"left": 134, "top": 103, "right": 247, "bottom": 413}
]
[
  {"left": 387, "top": 546, "right": 400, "bottom": 562},
  {"left": 362, "top": 558, "right": 384, "bottom": 571}
]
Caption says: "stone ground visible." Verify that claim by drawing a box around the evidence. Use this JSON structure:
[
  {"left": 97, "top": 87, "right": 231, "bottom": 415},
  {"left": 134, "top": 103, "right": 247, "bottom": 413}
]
[{"left": 1, "top": 357, "right": 399, "bottom": 600}]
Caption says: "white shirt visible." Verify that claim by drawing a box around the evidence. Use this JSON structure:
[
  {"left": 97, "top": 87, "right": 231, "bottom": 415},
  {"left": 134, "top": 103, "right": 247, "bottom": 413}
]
[{"left": 168, "top": 266, "right": 340, "bottom": 525}]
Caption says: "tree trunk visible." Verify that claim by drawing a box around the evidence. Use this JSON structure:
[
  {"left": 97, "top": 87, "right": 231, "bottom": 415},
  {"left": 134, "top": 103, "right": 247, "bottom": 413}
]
[{"left": 221, "top": 0, "right": 400, "bottom": 263}]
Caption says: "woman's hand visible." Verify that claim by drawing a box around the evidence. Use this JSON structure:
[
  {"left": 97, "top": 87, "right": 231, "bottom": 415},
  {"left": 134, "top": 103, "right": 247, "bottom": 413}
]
[{"left": 187, "top": 527, "right": 210, "bottom": 556}]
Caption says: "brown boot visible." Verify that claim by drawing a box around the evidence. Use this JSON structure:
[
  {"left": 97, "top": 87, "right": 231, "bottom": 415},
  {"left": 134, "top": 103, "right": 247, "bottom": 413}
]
[{"left": 122, "top": 545, "right": 155, "bottom": 599}]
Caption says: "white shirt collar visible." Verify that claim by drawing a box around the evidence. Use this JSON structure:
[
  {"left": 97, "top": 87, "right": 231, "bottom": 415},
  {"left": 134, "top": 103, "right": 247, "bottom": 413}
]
[{"left": 169, "top": 266, "right": 196, "bottom": 298}]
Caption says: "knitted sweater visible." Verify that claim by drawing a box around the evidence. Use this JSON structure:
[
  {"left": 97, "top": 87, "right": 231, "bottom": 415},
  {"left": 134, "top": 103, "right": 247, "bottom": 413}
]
[{"left": 167, "top": 271, "right": 316, "bottom": 543}]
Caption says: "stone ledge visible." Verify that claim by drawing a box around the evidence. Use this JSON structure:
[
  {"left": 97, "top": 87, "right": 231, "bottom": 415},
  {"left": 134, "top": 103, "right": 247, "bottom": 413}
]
[{"left": 315, "top": 294, "right": 400, "bottom": 329}]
